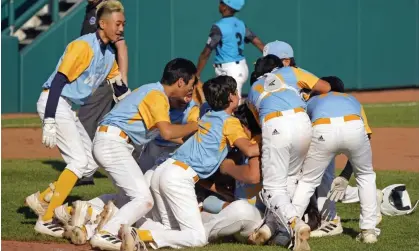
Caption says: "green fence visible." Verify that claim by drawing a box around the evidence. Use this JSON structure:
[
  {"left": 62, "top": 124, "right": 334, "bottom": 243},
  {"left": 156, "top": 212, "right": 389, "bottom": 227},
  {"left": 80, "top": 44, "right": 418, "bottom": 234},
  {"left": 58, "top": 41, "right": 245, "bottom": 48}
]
[{"left": 2, "top": 0, "right": 419, "bottom": 113}]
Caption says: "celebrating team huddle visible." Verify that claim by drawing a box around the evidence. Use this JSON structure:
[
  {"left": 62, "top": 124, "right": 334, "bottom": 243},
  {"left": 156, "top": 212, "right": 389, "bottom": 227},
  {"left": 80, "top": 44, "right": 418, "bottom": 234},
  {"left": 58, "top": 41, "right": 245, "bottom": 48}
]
[{"left": 24, "top": 0, "right": 384, "bottom": 251}]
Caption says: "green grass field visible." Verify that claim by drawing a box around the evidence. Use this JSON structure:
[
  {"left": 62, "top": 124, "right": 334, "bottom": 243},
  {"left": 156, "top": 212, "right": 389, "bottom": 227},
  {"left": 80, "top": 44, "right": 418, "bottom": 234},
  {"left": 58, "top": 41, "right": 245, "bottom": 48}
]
[{"left": 2, "top": 101, "right": 419, "bottom": 250}]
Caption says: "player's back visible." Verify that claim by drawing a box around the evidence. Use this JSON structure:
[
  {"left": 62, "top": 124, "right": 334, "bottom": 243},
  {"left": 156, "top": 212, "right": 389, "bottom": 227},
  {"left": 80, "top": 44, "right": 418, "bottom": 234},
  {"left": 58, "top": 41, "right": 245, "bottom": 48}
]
[
  {"left": 248, "top": 74, "right": 306, "bottom": 123},
  {"left": 307, "top": 92, "right": 362, "bottom": 122},
  {"left": 273, "top": 66, "right": 320, "bottom": 91},
  {"left": 214, "top": 17, "right": 246, "bottom": 64},
  {"left": 172, "top": 110, "right": 237, "bottom": 179},
  {"left": 101, "top": 82, "right": 167, "bottom": 145}
]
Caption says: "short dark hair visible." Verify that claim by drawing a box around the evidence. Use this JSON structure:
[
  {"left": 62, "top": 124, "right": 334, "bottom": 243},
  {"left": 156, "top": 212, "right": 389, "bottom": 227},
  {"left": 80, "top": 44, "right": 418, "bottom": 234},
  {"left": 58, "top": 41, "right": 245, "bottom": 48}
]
[
  {"left": 251, "top": 55, "right": 283, "bottom": 86},
  {"left": 234, "top": 104, "right": 262, "bottom": 135},
  {"left": 203, "top": 76, "right": 237, "bottom": 111},
  {"left": 160, "top": 58, "right": 197, "bottom": 86},
  {"left": 321, "top": 76, "right": 344, "bottom": 92},
  {"left": 220, "top": 1, "right": 238, "bottom": 14},
  {"left": 289, "top": 57, "right": 297, "bottom": 67}
]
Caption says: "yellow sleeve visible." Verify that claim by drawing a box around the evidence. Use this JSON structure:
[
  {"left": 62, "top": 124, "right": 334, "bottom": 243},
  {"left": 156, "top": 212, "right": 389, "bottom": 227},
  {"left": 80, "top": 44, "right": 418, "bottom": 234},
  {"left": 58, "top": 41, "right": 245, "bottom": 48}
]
[
  {"left": 292, "top": 67, "right": 320, "bottom": 90},
  {"left": 57, "top": 40, "right": 93, "bottom": 82},
  {"left": 223, "top": 117, "right": 249, "bottom": 147},
  {"left": 361, "top": 105, "right": 372, "bottom": 134},
  {"left": 107, "top": 60, "right": 120, "bottom": 80},
  {"left": 138, "top": 90, "right": 170, "bottom": 129},
  {"left": 186, "top": 106, "right": 200, "bottom": 123}
]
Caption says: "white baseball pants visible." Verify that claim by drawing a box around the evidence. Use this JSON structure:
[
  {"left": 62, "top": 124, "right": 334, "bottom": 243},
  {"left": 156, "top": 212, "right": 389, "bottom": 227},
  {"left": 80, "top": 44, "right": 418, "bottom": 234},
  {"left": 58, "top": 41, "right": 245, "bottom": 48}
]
[
  {"left": 292, "top": 119, "right": 377, "bottom": 230},
  {"left": 92, "top": 129, "right": 153, "bottom": 235},
  {"left": 316, "top": 160, "right": 337, "bottom": 220},
  {"left": 37, "top": 91, "right": 98, "bottom": 178},
  {"left": 148, "top": 158, "right": 207, "bottom": 249},
  {"left": 203, "top": 200, "right": 262, "bottom": 243},
  {"left": 214, "top": 59, "right": 249, "bottom": 100},
  {"left": 261, "top": 111, "right": 312, "bottom": 221}
]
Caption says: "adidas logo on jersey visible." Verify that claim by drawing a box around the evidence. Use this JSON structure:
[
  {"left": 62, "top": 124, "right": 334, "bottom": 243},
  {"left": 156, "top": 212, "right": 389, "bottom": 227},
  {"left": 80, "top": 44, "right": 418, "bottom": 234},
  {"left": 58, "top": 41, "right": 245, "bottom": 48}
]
[
  {"left": 318, "top": 135, "right": 325, "bottom": 141},
  {"left": 272, "top": 129, "right": 279, "bottom": 135},
  {"left": 268, "top": 80, "right": 276, "bottom": 86}
]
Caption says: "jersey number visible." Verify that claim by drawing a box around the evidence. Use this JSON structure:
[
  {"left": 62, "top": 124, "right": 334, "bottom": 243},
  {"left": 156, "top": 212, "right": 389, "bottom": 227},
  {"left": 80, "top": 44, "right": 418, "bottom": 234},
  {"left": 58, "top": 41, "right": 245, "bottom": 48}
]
[{"left": 236, "top": 33, "right": 244, "bottom": 56}]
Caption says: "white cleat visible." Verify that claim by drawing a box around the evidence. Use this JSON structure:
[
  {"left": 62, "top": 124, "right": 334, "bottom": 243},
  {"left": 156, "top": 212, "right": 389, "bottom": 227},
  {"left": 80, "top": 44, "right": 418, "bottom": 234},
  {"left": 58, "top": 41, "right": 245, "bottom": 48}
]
[
  {"left": 376, "top": 189, "right": 383, "bottom": 225},
  {"left": 34, "top": 217, "right": 64, "bottom": 238},
  {"left": 25, "top": 192, "right": 48, "bottom": 216},
  {"left": 95, "top": 200, "right": 118, "bottom": 231},
  {"left": 71, "top": 200, "right": 90, "bottom": 227},
  {"left": 90, "top": 231, "right": 122, "bottom": 251},
  {"left": 248, "top": 224, "right": 272, "bottom": 245},
  {"left": 54, "top": 203, "right": 71, "bottom": 226},
  {"left": 293, "top": 219, "right": 311, "bottom": 251},
  {"left": 120, "top": 224, "right": 148, "bottom": 251},
  {"left": 356, "top": 229, "right": 378, "bottom": 244},
  {"left": 310, "top": 217, "right": 343, "bottom": 238}
]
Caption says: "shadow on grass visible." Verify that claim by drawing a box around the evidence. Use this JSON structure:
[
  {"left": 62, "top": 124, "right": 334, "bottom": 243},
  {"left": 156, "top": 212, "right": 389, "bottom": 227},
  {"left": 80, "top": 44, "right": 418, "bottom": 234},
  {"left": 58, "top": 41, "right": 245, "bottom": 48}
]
[
  {"left": 341, "top": 218, "right": 360, "bottom": 223},
  {"left": 342, "top": 227, "right": 359, "bottom": 239},
  {"left": 17, "top": 195, "right": 83, "bottom": 220},
  {"left": 42, "top": 160, "right": 107, "bottom": 178}
]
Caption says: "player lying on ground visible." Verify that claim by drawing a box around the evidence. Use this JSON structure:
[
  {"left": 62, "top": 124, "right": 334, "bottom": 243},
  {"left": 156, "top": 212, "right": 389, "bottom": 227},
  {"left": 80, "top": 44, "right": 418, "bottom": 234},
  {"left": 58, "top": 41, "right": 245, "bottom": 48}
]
[{"left": 25, "top": 0, "right": 129, "bottom": 238}]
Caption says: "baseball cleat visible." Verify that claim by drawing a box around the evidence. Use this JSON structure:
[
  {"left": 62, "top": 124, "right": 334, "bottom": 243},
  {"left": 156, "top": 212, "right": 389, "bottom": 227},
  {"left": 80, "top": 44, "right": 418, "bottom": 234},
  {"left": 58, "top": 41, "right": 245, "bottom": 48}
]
[
  {"left": 54, "top": 203, "right": 71, "bottom": 226},
  {"left": 248, "top": 224, "right": 272, "bottom": 245},
  {"left": 95, "top": 200, "right": 118, "bottom": 231},
  {"left": 25, "top": 192, "right": 48, "bottom": 216},
  {"left": 34, "top": 217, "right": 64, "bottom": 238},
  {"left": 356, "top": 229, "right": 378, "bottom": 244},
  {"left": 90, "top": 231, "right": 122, "bottom": 251},
  {"left": 70, "top": 225, "right": 88, "bottom": 245},
  {"left": 376, "top": 189, "right": 383, "bottom": 225},
  {"left": 71, "top": 200, "right": 90, "bottom": 227},
  {"left": 120, "top": 224, "right": 148, "bottom": 251},
  {"left": 310, "top": 217, "right": 343, "bottom": 238},
  {"left": 293, "top": 219, "right": 311, "bottom": 251}
]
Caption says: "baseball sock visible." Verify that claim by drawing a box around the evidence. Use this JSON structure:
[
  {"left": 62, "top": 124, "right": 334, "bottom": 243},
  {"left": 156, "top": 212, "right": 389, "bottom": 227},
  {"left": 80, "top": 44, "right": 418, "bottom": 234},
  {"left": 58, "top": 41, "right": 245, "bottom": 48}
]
[
  {"left": 136, "top": 230, "right": 154, "bottom": 242},
  {"left": 39, "top": 181, "right": 57, "bottom": 203},
  {"left": 42, "top": 169, "right": 78, "bottom": 221}
]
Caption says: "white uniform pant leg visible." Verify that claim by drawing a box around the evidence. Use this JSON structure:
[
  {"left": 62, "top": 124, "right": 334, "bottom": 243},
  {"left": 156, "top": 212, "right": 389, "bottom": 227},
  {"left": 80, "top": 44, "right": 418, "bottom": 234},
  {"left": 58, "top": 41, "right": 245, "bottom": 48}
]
[
  {"left": 291, "top": 124, "right": 338, "bottom": 218},
  {"left": 214, "top": 59, "right": 249, "bottom": 100},
  {"left": 37, "top": 91, "right": 98, "bottom": 178},
  {"left": 316, "top": 159, "right": 337, "bottom": 219},
  {"left": 149, "top": 160, "right": 207, "bottom": 249},
  {"left": 92, "top": 132, "right": 153, "bottom": 235},
  {"left": 342, "top": 121, "right": 377, "bottom": 230},
  {"left": 204, "top": 200, "right": 262, "bottom": 243}
]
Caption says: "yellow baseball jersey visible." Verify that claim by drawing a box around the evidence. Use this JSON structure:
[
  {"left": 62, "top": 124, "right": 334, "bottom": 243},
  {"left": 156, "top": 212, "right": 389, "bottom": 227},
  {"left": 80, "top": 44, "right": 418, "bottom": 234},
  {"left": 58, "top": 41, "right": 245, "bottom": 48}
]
[
  {"left": 100, "top": 82, "right": 170, "bottom": 145},
  {"left": 172, "top": 110, "right": 249, "bottom": 179}
]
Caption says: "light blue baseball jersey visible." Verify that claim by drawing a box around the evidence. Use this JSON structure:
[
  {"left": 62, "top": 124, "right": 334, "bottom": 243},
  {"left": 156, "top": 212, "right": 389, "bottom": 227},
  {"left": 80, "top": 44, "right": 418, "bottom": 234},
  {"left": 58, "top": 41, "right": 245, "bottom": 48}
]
[
  {"left": 270, "top": 66, "right": 320, "bottom": 91},
  {"left": 213, "top": 17, "right": 246, "bottom": 64},
  {"left": 154, "top": 100, "right": 200, "bottom": 147},
  {"left": 199, "top": 102, "right": 212, "bottom": 118},
  {"left": 172, "top": 110, "right": 248, "bottom": 179},
  {"left": 306, "top": 92, "right": 362, "bottom": 122},
  {"left": 247, "top": 73, "right": 306, "bottom": 123},
  {"left": 100, "top": 82, "right": 170, "bottom": 146},
  {"left": 42, "top": 32, "right": 117, "bottom": 105}
]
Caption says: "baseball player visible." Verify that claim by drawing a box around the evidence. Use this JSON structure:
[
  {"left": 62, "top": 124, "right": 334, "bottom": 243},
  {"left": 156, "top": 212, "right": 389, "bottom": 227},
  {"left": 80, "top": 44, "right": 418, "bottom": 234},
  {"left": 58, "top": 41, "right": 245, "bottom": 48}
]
[
  {"left": 290, "top": 76, "right": 379, "bottom": 244},
  {"left": 116, "top": 76, "right": 259, "bottom": 250},
  {"left": 246, "top": 52, "right": 331, "bottom": 251},
  {"left": 88, "top": 58, "right": 199, "bottom": 250},
  {"left": 25, "top": 1, "right": 127, "bottom": 238},
  {"left": 76, "top": 0, "right": 129, "bottom": 186},
  {"left": 196, "top": 0, "right": 264, "bottom": 102}
]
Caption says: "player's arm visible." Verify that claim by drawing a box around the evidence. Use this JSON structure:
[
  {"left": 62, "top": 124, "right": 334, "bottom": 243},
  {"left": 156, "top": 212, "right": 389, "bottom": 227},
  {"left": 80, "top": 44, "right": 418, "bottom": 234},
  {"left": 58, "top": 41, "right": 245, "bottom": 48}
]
[
  {"left": 360, "top": 105, "right": 372, "bottom": 138},
  {"left": 114, "top": 38, "right": 128, "bottom": 84},
  {"left": 295, "top": 68, "right": 331, "bottom": 94},
  {"left": 224, "top": 118, "right": 260, "bottom": 158},
  {"left": 244, "top": 26, "right": 264, "bottom": 52},
  {"left": 196, "top": 25, "right": 222, "bottom": 77},
  {"left": 220, "top": 156, "right": 261, "bottom": 184},
  {"left": 167, "top": 105, "right": 200, "bottom": 144},
  {"left": 140, "top": 91, "right": 198, "bottom": 140},
  {"left": 44, "top": 41, "right": 93, "bottom": 119},
  {"left": 107, "top": 60, "right": 130, "bottom": 102}
]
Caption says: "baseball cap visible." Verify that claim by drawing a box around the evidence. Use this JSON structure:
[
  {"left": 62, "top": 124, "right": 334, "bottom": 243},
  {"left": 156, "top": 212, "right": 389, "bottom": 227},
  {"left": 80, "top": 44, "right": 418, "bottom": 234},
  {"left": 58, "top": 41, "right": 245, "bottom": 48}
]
[
  {"left": 263, "top": 41, "right": 294, "bottom": 59},
  {"left": 222, "top": 0, "right": 245, "bottom": 11}
]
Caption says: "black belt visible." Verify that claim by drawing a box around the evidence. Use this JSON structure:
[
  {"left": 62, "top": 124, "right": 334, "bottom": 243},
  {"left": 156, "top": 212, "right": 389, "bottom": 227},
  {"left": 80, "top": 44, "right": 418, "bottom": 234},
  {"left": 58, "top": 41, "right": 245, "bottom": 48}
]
[{"left": 215, "top": 61, "right": 240, "bottom": 68}]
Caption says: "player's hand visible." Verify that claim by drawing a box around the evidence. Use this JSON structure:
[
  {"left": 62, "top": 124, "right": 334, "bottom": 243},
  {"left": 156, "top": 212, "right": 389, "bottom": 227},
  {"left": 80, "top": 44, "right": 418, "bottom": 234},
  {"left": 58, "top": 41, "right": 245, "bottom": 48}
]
[
  {"left": 327, "top": 176, "right": 349, "bottom": 202},
  {"left": 42, "top": 118, "right": 57, "bottom": 148}
]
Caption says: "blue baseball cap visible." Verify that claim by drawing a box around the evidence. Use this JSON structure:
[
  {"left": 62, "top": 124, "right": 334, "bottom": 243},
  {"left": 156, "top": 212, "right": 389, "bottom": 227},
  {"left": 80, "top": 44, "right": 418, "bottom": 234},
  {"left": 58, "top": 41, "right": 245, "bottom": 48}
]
[
  {"left": 222, "top": 0, "right": 245, "bottom": 11},
  {"left": 263, "top": 41, "right": 294, "bottom": 59}
]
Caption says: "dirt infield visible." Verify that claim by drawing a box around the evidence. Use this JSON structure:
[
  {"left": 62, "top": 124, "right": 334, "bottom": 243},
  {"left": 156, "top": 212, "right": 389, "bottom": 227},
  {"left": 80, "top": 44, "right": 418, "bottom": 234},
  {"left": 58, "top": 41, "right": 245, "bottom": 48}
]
[{"left": 1, "top": 89, "right": 418, "bottom": 249}]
